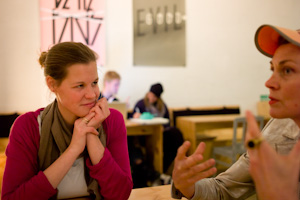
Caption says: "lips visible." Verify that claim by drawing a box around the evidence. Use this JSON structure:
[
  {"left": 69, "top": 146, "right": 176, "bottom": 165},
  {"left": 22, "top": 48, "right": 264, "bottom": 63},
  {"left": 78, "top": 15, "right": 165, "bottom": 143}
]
[
  {"left": 269, "top": 96, "right": 279, "bottom": 105},
  {"left": 82, "top": 101, "right": 96, "bottom": 108}
]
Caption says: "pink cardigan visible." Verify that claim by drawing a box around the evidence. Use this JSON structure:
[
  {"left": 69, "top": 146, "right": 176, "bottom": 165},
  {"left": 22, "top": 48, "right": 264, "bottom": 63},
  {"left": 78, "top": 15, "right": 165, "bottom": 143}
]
[{"left": 2, "top": 108, "right": 133, "bottom": 200}]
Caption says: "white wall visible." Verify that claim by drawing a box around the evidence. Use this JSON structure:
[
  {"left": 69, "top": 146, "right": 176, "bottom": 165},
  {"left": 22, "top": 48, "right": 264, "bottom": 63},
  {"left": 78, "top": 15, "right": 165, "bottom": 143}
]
[{"left": 1, "top": 0, "right": 300, "bottom": 114}]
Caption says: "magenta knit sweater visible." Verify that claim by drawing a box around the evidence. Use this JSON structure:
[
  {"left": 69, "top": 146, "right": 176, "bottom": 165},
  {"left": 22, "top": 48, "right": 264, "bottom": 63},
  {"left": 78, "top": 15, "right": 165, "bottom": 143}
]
[{"left": 2, "top": 108, "right": 133, "bottom": 200}]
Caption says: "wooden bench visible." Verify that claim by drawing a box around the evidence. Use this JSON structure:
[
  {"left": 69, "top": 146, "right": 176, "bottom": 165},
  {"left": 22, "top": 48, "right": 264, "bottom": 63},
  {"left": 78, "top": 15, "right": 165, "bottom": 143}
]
[{"left": 169, "top": 105, "right": 240, "bottom": 127}]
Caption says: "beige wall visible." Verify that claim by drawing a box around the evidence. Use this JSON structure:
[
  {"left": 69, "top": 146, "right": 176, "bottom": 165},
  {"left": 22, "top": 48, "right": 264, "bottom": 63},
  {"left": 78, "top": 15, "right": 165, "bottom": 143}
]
[{"left": 1, "top": 0, "right": 300, "bottom": 113}]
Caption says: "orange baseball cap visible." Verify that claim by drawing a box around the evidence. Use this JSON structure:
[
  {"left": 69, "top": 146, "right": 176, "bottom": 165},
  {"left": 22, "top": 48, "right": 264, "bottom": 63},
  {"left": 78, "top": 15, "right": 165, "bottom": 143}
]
[{"left": 255, "top": 24, "right": 300, "bottom": 57}]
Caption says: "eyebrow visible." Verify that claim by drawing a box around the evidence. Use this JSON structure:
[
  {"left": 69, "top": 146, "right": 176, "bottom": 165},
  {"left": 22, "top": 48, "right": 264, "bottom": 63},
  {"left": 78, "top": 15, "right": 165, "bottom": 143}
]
[
  {"left": 74, "top": 78, "right": 99, "bottom": 85},
  {"left": 270, "top": 60, "right": 295, "bottom": 65}
]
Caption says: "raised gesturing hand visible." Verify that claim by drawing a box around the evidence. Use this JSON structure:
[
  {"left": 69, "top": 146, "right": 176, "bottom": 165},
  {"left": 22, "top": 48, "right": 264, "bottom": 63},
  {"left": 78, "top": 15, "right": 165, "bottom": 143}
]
[
  {"left": 172, "top": 141, "right": 217, "bottom": 199},
  {"left": 245, "top": 111, "right": 300, "bottom": 200}
]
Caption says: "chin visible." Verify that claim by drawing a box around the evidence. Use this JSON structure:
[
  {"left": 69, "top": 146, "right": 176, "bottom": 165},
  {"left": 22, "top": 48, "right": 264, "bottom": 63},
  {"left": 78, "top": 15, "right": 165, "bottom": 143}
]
[
  {"left": 269, "top": 109, "right": 290, "bottom": 119},
  {"left": 76, "top": 110, "right": 90, "bottom": 118}
]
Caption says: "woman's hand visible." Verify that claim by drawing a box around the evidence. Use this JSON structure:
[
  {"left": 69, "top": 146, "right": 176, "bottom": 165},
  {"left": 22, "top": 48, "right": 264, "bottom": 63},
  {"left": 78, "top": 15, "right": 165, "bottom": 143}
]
[
  {"left": 87, "top": 98, "right": 110, "bottom": 129},
  {"left": 245, "top": 111, "right": 300, "bottom": 200},
  {"left": 133, "top": 112, "right": 141, "bottom": 118},
  {"left": 172, "top": 141, "right": 217, "bottom": 199},
  {"left": 69, "top": 112, "right": 99, "bottom": 155}
]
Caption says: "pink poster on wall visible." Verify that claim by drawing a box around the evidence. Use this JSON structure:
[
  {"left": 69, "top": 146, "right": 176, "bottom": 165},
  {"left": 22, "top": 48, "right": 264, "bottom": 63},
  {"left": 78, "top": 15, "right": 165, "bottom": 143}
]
[{"left": 39, "top": 0, "right": 105, "bottom": 66}]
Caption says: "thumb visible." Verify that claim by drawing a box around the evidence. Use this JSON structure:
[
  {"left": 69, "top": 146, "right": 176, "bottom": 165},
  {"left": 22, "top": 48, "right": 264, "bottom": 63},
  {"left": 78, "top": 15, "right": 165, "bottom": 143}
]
[
  {"left": 86, "top": 111, "right": 96, "bottom": 119},
  {"left": 87, "top": 127, "right": 99, "bottom": 136}
]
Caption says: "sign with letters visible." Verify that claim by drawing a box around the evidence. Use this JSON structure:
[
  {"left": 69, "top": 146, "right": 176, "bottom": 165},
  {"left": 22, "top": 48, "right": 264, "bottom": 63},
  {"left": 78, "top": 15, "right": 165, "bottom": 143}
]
[
  {"left": 133, "top": 0, "right": 186, "bottom": 66},
  {"left": 39, "top": 0, "right": 105, "bottom": 66}
]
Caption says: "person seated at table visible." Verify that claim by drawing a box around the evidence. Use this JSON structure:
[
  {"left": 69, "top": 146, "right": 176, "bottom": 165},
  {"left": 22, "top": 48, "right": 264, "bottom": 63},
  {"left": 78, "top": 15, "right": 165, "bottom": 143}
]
[
  {"left": 1, "top": 42, "right": 133, "bottom": 200},
  {"left": 132, "top": 83, "right": 169, "bottom": 120},
  {"left": 171, "top": 24, "right": 300, "bottom": 199},
  {"left": 130, "top": 83, "right": 183, "bottom": 186},
  {"left": 102, "top": 71, "right": 121, "bottom": 102}
]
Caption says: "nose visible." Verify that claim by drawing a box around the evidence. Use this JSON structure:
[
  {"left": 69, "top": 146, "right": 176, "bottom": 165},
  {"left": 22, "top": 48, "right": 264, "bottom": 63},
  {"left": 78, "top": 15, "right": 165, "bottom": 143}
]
[
  {"left": 85, "top": 86, "right": 97, "bottom": 99},
  {"left": 265, "top": 73, "right": 279, "bottom": 90}
]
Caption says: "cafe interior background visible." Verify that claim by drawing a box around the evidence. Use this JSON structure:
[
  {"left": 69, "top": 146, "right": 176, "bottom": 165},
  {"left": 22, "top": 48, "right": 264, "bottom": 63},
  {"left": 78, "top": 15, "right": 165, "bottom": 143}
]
[{"left": 1, "top": 0, "right": 300, "bottom": 115}]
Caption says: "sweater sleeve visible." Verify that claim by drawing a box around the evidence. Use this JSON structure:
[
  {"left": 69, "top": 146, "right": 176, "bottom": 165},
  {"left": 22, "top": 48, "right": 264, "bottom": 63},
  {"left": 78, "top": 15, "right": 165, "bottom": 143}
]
[
  {"left": 86, "top": 109, "right": 133, "bottom": 200},
  {"left": 2, "top": 112, "right": 57, "bottom": 200}
]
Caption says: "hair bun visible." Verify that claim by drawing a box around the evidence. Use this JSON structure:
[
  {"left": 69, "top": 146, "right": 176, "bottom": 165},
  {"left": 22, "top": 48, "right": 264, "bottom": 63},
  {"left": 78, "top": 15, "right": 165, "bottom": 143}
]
[{"left": 38, "top": 51, "right": 48, "bottom": 68}]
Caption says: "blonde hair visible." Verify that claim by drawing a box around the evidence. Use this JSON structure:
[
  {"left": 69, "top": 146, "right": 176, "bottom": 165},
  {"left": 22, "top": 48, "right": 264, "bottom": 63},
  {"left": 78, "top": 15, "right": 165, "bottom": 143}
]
[{"left": 103, "top": 71, "right": 121, "bottom": 83}]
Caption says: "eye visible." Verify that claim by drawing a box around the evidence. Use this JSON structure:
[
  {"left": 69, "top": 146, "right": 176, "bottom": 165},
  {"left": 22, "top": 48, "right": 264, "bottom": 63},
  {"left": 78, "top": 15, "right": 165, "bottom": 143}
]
[
  {"left": 283, "top": 67, "right": 293, "bottom": 75},
  {"left": 92, "top": 80, "right": 98, "bottom": 86},
  {"left": 76, "top": 84, "right": 84, "bottom": 88}
]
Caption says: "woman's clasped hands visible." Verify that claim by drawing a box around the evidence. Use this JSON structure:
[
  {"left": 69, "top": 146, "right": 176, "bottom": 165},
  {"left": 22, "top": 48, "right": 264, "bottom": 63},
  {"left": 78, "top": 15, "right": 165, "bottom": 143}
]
[{"left": 70, "top": 98, "right": 110, "bottom": 156}]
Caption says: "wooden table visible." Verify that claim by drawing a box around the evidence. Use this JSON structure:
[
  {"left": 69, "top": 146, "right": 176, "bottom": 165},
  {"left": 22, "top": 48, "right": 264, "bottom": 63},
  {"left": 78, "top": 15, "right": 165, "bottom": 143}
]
[
  {"left": 128, "top": 184, "right": 256, "bottom": 200},
  {"left": 176, "top": 114, "right": 240, "bottom": 155},
  {"left": 128, "top": 185, "right": 182, "bottom": 200},
  {"left": 126, "top": 121, "right": 164, "bottom": 173}
]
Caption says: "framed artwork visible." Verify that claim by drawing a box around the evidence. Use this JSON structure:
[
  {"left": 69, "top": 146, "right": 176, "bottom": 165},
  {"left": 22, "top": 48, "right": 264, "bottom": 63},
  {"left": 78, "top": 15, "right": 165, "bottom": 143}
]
[
  {"left": 133, "top": 0, "right": 186, "bottom": 66},
  {"left": 39, "top": 0, "right": 105, "bottom": 66}
]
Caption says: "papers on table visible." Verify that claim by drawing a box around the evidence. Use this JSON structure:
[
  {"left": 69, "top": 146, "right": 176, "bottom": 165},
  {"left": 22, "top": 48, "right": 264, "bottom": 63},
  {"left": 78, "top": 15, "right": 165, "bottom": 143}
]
[{"left": 129, "top": 117, "right": 169, "bottom": 125}]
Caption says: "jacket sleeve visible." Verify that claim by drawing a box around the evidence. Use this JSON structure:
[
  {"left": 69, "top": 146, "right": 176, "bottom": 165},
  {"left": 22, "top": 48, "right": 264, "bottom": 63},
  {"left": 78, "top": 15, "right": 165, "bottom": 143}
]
[
  {"left": 164, "top": 103, "right": 170, "bottom": 120},
  {"left": 172, "top": 153, "right": 255, "bottom": 200},
  {"left": 193, "top": 153, "right": 254, "bottom": 200},
  {"left": 2, "top": 113, "right": 57, "bottom": 200},
  {"left": 132, "top": 99, "right": 146, "bottom": 115},
  {"left": 86, "top": 109, "right": 133, "bottom": 200}
]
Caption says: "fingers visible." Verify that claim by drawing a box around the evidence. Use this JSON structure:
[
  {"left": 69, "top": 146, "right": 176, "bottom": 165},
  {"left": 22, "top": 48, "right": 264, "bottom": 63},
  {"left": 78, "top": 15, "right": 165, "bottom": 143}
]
[
  {"left": 82, "top": 112, "right": 96, "bottom": 124},
  {"left": 245, "top": 111, "right": 263, "bottom": 164},
  {"left": 182, "top": 158, "right": 216, "bottom": 179},
  {"left": 187, "top": 166, "right": 217, "bottom": 184},
  {"left": 97, "top": 98, "right": 108, "bottom": 109},
  {"left": 133, "top": 112, "right": 141, "bottom": 118},
  {"left": 176, "top": 141, "right": 191, "bottom": 160},
  {"left": 175, "top": 159, "right": 216, "bottom": 186},
  {"left": 245, "top": 110, "right": 261, "bottom": 142},
  {"left": 87, "top": 98, "right": 110, "bottom": 128},
  {"left": 179, "top": 153, "right": 203, "bottom": 170},
  {"left": 96, "top": 98, "right": 111, "bottom": 116},
  {"left": 176, "top": 142, "right": 208, "bottom": 170},
  {"left": 194, "top": 142, "right": 206, "bottom": 155}
]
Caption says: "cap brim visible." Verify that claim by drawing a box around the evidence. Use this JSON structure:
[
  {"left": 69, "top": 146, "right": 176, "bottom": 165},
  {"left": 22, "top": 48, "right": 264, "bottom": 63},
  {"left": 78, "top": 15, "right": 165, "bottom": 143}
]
[{"left": 255, "top": 24, "right": 300, "bottom": 58}]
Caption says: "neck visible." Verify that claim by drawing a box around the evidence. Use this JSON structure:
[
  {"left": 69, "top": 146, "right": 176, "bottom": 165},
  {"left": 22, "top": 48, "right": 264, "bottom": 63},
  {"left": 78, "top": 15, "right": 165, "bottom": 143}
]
[
  {"left": 292, "top": 118, "right": 300, "bottom": 129},
  {"left": 57, "top": 101, "right": 77, "bottom": 126}
]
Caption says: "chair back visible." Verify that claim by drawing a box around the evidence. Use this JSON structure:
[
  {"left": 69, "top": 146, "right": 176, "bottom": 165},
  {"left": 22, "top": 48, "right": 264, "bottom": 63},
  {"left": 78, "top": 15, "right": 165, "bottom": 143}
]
[{"left": 232, "top": 116, "right": 264, "bottom": 153}]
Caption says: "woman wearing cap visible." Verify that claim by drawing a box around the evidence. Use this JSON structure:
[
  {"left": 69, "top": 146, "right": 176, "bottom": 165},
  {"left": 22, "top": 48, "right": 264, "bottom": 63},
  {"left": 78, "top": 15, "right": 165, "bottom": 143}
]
[
  {"left": 1, "top": 42, "right": 132, "bottom": 200},
  {"left": 245, "top": 25, "right": 300, "bottom": 200},
  {"left": 171, "top": 24, "right": 300, "bottom": 200}
]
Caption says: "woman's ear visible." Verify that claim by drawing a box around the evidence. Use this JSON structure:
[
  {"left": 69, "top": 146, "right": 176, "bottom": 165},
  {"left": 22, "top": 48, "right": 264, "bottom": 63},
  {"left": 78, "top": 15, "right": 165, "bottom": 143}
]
[{"left": 46, "top": 76, "right": 56, "bottom": 92}]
